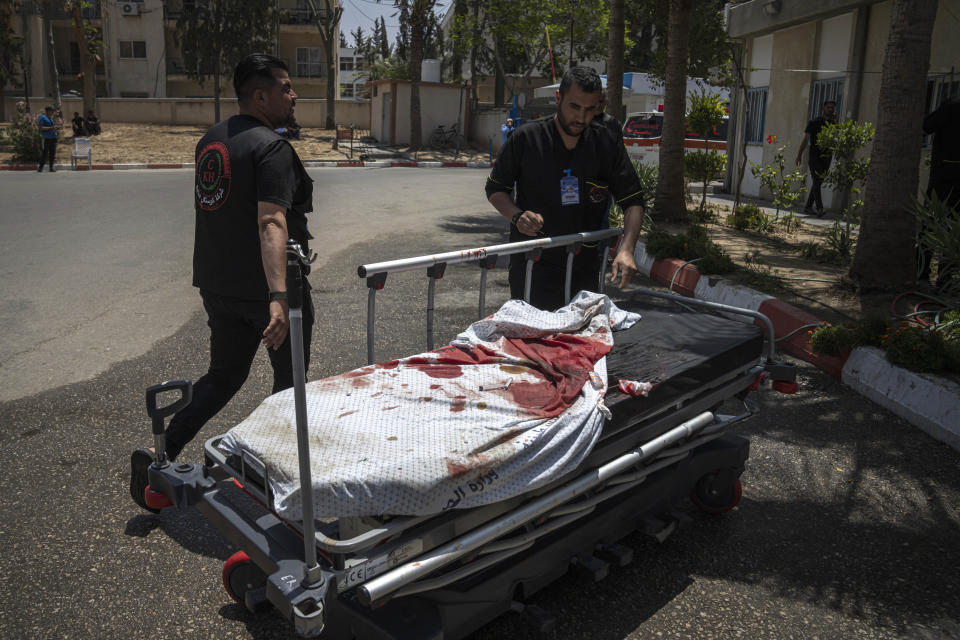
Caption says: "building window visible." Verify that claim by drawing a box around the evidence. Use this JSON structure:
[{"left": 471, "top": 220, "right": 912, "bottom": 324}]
[
  {"left": 808, "top": 78, "right": 844, "bottom": 120},
  {"left": 119, "top": 40, "right": 147, "bottom": 59},
  {"left": 341, "top": 84, "right": 354, "bottom": 98},
  {"left": 296, "top": 47, "right": 324, "bottom": 77},
  {"left": 745, "top": 87, "right": 767, "bottom": 144},
  {"left": 341, "top": 58, "right": 354, "bottom": 71}
]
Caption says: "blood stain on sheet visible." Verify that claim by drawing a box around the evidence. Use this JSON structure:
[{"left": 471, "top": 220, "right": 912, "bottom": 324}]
[
  {"left": 370, "top": 391, "right": 383, "bottom": 398},
  {"left": 377, "top": 360, "right": 400, "bottom": 370},
  {"left": 429, "top": 384, "right": 442, "bottom": 390},
  {"left": 420, "top": 397, "right": 433, "bottom": 402},
  {"left": 450, "top": 396, "right": 467, "bottom": 412},
  {"left": 351, "top": 377, "right": 371, "bottom": 388},
  {"left": 337, "top": 410, "right": 356, "bottom": 419},
  {"left": 344, "top": 367, "right": 375, "bottom": 378},
  {"left": 383, "top": 405, "right": 399, "bottom": 411}
]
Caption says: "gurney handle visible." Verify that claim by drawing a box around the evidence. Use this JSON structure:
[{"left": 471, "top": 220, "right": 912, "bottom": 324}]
[{"left": 145, "top": 379, "right": 193, "bottom": 468}]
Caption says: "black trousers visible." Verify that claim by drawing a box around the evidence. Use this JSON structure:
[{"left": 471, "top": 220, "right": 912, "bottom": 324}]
[
  {"left": 39, "top": 138, "right": 56, "bottom": 169},
  {"left": 804, "top": 163, "right": 829, "bottom": 211},
  {"left": 164, "top": 288, "right": 315, "bottom": 461},
  {"left": 508, "top": 248, "right": 601, "bottom": 311}
]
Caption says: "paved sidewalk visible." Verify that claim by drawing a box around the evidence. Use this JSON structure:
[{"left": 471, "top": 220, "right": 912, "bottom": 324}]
[{"left": 634, "top": 240, "right": 960, "bottom": 451}]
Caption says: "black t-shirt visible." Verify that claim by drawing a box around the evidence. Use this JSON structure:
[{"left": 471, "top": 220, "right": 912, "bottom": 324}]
[
  {"left": 485, "top": 115, "right": 644, "bottom": 264},
  {"left": 804, "top": 117, "right": 834, "bottom": 169},
  {"left": 192, "top": 115, "right": 313, "bottom": 301}
]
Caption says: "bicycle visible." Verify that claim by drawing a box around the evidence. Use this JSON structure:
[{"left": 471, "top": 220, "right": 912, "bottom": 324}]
[{"left": 429, "top": 123, "right": 465, "bottom": 149}]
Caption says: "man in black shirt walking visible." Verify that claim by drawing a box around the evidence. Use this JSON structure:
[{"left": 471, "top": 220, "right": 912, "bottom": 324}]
[
  {"left": 796, "top": 99, "right": 838, "bottom": 217},
  {"left": 130, "top": 53, "right": 315, "bottom": 511},
  {"left": 485, "top": 66, "right": 645, "bottom": 310}
]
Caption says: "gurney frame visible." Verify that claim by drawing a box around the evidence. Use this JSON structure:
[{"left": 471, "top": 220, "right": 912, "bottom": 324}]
[{"left": 138, "top": 229, "right": 796, "bottom": 639}]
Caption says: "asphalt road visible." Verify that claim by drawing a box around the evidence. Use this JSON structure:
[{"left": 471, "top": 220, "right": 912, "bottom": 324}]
[{"left": 0, "top": 169, "right": 958, "bottom": 640}]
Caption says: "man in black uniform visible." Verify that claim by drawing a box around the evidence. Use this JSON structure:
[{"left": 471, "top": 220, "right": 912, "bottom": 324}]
[
  {"left": 795, "top": 99, "right": 838, "bottom": 217},
  {"left": 485, "top": 66, "right": 645, "bottom": 310},
  {"left": 130, "top": 53, "right": 315, "bottom": 510}
]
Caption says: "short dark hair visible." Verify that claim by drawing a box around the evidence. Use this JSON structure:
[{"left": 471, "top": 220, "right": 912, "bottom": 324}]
[
  {"left": 45, "top": 105, "right": 54, "bottom": 112},
  {"left": 558, "top": 66, "right": 603, "bottom": 98},
  {"left": 823, "top": 100, "right": 837, "bottom": 107},
  {"left": 234, "top": 53, "right": 288, "bottom": 104}
]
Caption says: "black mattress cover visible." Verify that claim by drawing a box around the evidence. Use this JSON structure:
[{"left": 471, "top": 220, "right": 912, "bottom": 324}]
[{"left": 605, "top": 296, "right": 764, "bottom": 421}]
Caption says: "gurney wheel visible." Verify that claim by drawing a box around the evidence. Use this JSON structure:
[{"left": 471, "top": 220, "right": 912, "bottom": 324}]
[
  {"left": 222, "top": 551, "right": 267, "bottom": 605},
  {"left": 690, "top": 472, "right": 742, "bottom": 514}
]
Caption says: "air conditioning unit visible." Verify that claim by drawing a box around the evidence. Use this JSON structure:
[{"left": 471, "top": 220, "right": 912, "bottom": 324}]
[{"left": 118, "top": 2, "right": 141, "bottom": 16}]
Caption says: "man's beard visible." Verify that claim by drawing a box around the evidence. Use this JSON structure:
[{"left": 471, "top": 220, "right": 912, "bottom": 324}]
[{"left": 556, "top": 109, "right": 585, "bottom": 137}]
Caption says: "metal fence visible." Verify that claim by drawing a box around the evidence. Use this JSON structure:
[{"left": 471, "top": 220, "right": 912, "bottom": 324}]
[
  {"left": 808, "top": 78, "right": 844, "bottom": 120},
  {"left": 745, "top": 87, "right": 767, "bottom": 144}
]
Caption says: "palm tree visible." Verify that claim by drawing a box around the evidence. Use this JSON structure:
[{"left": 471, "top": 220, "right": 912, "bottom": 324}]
[
  {"left": 653, "top": 0, "right": 692, "bottom": 224},
  {"left": 848, "top": 0, "right": 939, "bottom": 290},
  {"left": 606, "top": 0, "right": 625, "bottom": 122}
]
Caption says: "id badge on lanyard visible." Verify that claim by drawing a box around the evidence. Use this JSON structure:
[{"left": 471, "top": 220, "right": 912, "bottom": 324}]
[{"left": 560, "top": 169, "right": 580, "bottom": 206}]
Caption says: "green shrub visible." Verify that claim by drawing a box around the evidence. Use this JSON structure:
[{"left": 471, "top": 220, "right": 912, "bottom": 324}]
[
  {"left": 810, "top": 314, "right": 960, "bottom": 374},
  {"left": 726, "top": 203, "right": 776, "bottom": 233},
  {"left": 810, "top": 323, "right": 856, "bottom": 356},
  {"left": 1, "top": 101, "right": 43, "bottom": 162},
  {"left": 882, "top": 324, "right": 960, "bottom": 373},
  {"left": 645, "top": 225, "right": 735, "bottom": 275}
]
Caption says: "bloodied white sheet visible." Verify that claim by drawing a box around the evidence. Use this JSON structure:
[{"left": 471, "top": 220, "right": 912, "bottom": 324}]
[{"left": 219, "top": 292, "right": 641, "bottom": 520}]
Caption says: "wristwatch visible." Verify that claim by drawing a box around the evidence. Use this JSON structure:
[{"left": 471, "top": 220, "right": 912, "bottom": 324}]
[
  {"left": 268, "top": 291, "right": 288, "bottom": 302},
  {"left": 511, "top": 211, "right": 523, "bottom": 226}
]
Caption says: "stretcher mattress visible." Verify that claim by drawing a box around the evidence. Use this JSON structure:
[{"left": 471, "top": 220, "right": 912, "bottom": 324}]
[
  {"left": 219, "top": 292, "right": 641, "bottom": 521},
  {"left": 604, "top": 296, "right": 765, "bottom": 423}
]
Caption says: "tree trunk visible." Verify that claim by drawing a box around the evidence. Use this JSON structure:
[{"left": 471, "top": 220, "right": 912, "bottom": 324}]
[
  {"left": 653, "top": 0, "right": 691, "bottom": 224},
  {"left": 43, "top": 1, "right": 61, "bottom": 112},
  {"left": 325, "top": 35, "right": 337, "bottom": 129},
  {"left": 71, "top": 2, "right": 97, "bottom": 117},
  {"left": 408, "top": 3, "right": 426, "bottom": 150},
  {"left": 848, "top": 0, "right": 938, "bottom": 290},
  {"left": 606, "top": 0, "right": 625, "bottom": 122},
  {"left": 20, "top": 8, "right": 33, "bottom": 112},
  {"left": 493, "top": 36, "right": 504, "bottom": 107}
]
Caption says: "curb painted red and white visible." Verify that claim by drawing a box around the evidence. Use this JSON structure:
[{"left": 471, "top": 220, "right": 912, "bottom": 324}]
[
  {"left": 0, "top": 160, "right": 493, "bottom": 171},
  {"left": 634, "top": 242, "right": 960, "bottom": 451}
]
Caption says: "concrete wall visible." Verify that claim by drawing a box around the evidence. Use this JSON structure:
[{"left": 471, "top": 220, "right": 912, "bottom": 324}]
[
  {"left": 106, "top": 0, "right": 167, "bottom": 97},
  {"left": 2, "top": 97, "right": 371, "bottom": 128},
  {"left": 369, "top": 80, "right": 468, "bottom": 146},
  {"left": 472, "top": 108, "right": 512, "bottom": 154}
]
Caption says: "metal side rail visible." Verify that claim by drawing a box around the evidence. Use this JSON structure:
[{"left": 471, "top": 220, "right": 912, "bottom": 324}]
[
  {"left": 357, "top": 228, "right": 624, "bottom": 364},
  {"left": 386, "top": 405, "right": 750, "bottom": 601},
  {"left": 357, "top": 409, "right": 722, "bottom": 607},
  {"left": 628, "top": 288, "right": 797, "bottom": 390}
]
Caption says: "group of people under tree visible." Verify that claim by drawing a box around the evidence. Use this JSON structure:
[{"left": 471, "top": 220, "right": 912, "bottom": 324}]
[{"left": 71, "top": 109, "right": 101, "bottom": 137}]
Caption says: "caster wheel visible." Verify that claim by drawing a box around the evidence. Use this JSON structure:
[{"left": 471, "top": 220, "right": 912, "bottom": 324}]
[
  {"left": 690, "top": 471, "right": 742, "bottom": 514},
  {"left": 222, "top": 551, "right": 267, "bottom": 604}
]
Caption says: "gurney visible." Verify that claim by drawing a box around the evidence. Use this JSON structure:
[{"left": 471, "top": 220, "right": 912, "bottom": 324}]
[{"left": 136, "top": 230, "right": 797, "bottom": 639}]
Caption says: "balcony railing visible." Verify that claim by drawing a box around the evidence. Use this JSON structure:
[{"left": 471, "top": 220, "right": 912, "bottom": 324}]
[
  {"left": 16, "top": 0, "right": 101, "bottom": 19},
  {"left": 282, "top": 8, "right": 327, "bottom": 24}
]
